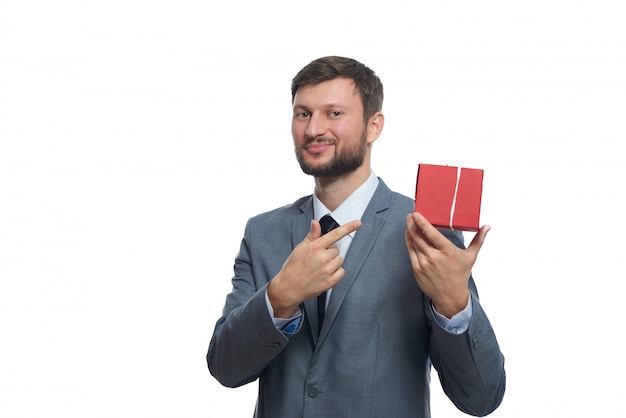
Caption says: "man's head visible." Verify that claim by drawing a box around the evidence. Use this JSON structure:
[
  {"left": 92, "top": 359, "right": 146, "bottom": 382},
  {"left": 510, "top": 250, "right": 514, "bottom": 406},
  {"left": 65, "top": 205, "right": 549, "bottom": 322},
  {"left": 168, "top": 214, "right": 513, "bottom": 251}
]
[
  {"left": 291, "top": 57, "right": 385, "bottom": 179},
  {"left": 291, "top": 56, "right": 384, "bottom": 124}
]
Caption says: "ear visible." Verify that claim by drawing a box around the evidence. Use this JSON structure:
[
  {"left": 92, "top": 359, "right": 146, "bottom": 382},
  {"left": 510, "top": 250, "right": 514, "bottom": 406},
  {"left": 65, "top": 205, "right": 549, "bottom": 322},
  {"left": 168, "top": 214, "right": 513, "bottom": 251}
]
[{"left": 366, "top": 112, "right": 384, "bottom": 145}]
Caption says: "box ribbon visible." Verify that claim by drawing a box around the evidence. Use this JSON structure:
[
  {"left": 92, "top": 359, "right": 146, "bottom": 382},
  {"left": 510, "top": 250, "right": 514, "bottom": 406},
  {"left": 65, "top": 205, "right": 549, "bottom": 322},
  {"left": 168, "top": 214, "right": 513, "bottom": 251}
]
[{"left": 448, "top": 166, "right": 462, "bottom": 230}]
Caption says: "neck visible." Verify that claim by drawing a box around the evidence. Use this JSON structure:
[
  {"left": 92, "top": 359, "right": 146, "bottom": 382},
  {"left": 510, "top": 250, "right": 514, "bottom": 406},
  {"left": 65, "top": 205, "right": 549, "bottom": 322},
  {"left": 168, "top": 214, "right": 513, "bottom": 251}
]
[{"left": 314, "top": 163, "right": 371, "bottom": 212}]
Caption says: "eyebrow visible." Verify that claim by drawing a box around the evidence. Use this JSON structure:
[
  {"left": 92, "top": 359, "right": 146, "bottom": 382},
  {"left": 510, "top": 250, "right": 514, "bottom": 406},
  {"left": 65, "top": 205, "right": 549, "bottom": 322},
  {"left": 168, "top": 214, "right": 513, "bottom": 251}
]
[{"left": 293, "top": 103, "right": 351, "bottom": 111}]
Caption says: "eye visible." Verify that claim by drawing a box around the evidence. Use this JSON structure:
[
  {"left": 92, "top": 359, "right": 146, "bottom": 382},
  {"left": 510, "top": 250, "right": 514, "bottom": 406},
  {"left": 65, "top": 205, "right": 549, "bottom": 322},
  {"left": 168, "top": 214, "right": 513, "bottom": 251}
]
[
  {"left": 329, "top": 110, "right": 342, "bottom": 117},
  {"left": 294, "top": 111, "right": 310, "bottom": 119}
]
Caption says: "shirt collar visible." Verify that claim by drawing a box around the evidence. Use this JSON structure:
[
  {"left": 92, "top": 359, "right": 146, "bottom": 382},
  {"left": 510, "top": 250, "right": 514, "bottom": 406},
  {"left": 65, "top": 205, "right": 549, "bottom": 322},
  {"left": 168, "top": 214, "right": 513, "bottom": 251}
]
[{"left": 313, "top": 171, "right": 379, "bottom": 233}]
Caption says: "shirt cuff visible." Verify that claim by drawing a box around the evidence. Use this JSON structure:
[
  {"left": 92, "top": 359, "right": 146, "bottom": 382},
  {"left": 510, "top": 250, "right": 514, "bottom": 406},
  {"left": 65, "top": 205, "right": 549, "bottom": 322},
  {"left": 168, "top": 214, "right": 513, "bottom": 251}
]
[
  {"left": 431, "top": 294, "right": 473, "bottom": 334},
  {"left": 265, "top": 289, "right": 303, "bottom": 334}
]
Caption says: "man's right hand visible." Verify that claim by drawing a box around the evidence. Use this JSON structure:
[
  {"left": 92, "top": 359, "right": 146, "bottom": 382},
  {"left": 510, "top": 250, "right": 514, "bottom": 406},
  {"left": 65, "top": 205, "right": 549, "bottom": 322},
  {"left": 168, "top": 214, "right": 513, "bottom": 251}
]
[{"left": 267, "top": 219, "right": 362, "bottom": 318}]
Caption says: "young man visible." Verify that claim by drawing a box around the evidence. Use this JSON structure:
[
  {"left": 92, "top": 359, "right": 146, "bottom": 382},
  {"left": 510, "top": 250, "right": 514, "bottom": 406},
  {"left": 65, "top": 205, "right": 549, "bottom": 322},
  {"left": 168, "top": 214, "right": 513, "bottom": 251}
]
[{"left": 207, "top": 56, "right": 506, "bottom": 418}]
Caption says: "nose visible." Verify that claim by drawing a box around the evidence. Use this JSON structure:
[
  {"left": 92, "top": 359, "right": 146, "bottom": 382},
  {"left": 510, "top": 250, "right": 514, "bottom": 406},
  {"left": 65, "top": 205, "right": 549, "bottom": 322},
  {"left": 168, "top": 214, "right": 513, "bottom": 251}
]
[{"left": 304, "top": 113, "right": 326, "bottom": 139}]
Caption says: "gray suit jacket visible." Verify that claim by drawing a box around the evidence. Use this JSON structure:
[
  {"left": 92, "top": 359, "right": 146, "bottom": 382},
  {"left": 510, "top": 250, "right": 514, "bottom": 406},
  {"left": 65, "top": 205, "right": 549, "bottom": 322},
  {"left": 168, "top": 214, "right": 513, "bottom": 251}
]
[{"left": 207, "top": 179, "right": 505, "bottom": 418}]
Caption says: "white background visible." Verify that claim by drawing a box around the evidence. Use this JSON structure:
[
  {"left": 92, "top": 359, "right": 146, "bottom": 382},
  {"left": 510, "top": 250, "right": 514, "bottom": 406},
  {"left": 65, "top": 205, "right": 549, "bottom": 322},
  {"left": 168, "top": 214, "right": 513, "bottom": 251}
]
[{"left": 1, "top": 1, "right": 624, "bottom": 417}]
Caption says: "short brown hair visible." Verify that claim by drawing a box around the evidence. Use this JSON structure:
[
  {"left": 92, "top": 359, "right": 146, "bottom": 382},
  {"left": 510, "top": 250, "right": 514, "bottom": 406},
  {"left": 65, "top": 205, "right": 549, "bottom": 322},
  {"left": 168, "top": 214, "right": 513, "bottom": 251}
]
[{"left": 291, "top": 56, "right": 384, "bottom": 123}]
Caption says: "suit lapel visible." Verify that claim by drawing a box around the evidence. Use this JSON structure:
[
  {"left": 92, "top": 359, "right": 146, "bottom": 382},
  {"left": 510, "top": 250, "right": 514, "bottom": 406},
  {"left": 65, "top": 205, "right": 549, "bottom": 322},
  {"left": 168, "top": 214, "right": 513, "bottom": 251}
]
[{"left": 317, "top": 181, "right": 392, "bottom": 342}]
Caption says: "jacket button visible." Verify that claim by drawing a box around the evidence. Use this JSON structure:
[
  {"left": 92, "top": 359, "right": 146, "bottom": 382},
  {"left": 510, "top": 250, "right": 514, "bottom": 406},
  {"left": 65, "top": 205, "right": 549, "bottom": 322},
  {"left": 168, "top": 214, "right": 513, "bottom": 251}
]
[
  {"left": 268, "top": 343, "right": 281, "bottom": 353},
  {"left": 307, "top": 385, "right": 319, "bottom": 397}
]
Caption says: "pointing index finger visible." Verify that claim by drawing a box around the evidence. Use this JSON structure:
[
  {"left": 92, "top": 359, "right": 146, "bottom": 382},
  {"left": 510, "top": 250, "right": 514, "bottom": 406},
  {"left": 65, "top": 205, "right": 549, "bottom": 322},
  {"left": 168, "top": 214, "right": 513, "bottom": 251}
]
[{"left": 319, "top": 220, "right": 362, "bottom": 247}]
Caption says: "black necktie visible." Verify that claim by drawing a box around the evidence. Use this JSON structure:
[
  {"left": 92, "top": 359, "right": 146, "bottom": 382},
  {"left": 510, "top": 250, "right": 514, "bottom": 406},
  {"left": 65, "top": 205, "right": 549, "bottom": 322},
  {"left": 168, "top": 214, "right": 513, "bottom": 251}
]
[{"left": 318, "top": 214, "right": 339, "bottom": 334}]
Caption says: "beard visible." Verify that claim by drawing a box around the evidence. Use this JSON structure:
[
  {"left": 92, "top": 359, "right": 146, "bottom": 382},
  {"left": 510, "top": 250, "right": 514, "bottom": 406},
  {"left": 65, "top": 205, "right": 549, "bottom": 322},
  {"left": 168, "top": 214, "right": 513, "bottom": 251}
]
[{"left": 296, "top": 131, "right": 368, "bottom": 178}]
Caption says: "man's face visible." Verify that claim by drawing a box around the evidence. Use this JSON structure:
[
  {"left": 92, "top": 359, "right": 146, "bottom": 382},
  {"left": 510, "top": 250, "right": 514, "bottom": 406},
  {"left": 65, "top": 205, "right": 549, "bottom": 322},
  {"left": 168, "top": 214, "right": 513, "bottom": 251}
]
[{"left": 292, "top": 77, "right": 369, "bottom": 178}]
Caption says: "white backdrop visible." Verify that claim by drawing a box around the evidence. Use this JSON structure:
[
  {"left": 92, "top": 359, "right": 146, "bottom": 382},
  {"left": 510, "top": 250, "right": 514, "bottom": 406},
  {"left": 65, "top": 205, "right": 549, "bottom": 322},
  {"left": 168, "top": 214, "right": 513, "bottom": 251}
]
[{"left": 1, "top": 1, "right": 624, "bottom": 417}]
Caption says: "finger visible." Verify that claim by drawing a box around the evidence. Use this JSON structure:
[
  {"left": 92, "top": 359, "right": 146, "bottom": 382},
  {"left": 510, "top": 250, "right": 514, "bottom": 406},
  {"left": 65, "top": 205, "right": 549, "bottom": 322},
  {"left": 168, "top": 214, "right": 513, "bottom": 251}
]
[
  {"left": 404, "top": 230, "right": 421, "bottom": 267},
  {"left": 407, "top": 212, "right": 450, "bottom": 250},
  {"left": 318, "top": 220, "right": 362, "bottom": 247},
  {"left": 405, "top": 213, "right": 433, "bottom": 255},
  {"left": 304, "top": 219, "right": 322, "bottom": 242},
  {"left": 467, "top": 224, "right": 491, "bottom": 256},
  {"left": 405, "top": 227, "right": 431, "bottom": 270}
]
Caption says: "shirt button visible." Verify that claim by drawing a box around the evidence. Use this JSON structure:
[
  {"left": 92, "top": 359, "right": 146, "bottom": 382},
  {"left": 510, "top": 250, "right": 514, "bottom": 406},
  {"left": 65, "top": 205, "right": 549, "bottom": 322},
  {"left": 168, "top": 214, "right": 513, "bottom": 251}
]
[{"left": 307, "top": 385, "right": 319, "bottom": 397}]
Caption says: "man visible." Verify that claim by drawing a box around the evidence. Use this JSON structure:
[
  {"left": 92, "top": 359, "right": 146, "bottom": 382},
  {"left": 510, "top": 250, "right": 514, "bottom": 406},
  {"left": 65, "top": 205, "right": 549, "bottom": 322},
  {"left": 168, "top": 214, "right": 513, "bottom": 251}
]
[{"left": 207, "top": 56, "right": 506, "bottom": 417}]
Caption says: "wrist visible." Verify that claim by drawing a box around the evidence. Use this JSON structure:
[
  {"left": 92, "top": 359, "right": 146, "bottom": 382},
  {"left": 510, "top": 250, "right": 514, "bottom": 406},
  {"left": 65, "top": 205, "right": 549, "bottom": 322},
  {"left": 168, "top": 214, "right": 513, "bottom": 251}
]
[
  {"left": 432, "top": 289, "right": 470, "bottom": 319},
  {"left": 267, "top": 277, "right": 299, "bottom": 319}
]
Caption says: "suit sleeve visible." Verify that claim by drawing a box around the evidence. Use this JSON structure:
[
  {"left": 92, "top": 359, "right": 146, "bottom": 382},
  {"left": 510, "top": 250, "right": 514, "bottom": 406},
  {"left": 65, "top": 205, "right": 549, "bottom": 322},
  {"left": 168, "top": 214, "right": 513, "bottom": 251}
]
[
  {"left": 426, "top": 229, "right": 506, "bottom": 416},
  {"left": 206, "top": 220, "right": 290, "bottom": 388}
]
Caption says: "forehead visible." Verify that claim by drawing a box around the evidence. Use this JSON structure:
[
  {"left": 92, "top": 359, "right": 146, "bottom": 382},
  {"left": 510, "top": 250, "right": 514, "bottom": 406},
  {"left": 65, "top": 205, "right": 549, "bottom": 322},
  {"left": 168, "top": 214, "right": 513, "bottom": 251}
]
[{"left": 293, "top": 77, "right": 361, "bottom": 109}]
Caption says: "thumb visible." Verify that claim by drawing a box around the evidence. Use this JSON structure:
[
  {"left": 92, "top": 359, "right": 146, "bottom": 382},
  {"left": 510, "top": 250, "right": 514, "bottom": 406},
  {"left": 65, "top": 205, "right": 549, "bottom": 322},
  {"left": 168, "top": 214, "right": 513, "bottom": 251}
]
[
  {"left": 467, "top": 224, "right": 490, "bottom": 256},
  {"left": 305, "top": 219, "right": 322, "bottom": 242}
]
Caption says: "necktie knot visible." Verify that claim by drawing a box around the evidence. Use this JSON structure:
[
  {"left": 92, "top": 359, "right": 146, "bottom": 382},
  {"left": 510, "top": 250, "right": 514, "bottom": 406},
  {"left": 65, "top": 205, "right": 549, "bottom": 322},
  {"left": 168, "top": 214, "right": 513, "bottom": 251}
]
[{"left": 319, "top": 214, "right": 339, "bottom": 235}]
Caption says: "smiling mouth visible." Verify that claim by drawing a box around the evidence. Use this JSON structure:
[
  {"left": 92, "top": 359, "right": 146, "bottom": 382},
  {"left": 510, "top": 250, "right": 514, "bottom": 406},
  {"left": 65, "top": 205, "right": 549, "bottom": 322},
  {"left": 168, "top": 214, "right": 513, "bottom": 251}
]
[
  {"left": 304, "top": 138, "right": 336, "bottom": 154},
  {"left": 305, "top": 142, "right": 333, "bottom": 153}
]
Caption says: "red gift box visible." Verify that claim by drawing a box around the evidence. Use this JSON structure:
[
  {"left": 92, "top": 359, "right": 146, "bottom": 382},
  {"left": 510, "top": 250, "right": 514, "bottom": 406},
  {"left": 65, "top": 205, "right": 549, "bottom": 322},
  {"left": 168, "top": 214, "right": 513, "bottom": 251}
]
[{"left": 414, "top": 163, "right": 484, "bottom": 231}]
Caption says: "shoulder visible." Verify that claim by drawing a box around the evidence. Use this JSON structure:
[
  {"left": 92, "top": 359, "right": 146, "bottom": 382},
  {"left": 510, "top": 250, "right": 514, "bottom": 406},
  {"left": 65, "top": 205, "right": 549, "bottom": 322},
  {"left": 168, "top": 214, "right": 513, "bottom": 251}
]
[
  {"left": 245, "top": 195, "right": 311, "bottom": 229},
  {"left": 373, "top": 178, "right": 415, "bottom": 216}
]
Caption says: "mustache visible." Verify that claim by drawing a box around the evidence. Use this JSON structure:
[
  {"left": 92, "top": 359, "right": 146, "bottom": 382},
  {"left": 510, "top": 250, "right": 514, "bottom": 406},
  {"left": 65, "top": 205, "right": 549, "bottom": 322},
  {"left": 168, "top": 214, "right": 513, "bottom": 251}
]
[{"left": 303, "top": 137, "right": 338, "bottom": 147}]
